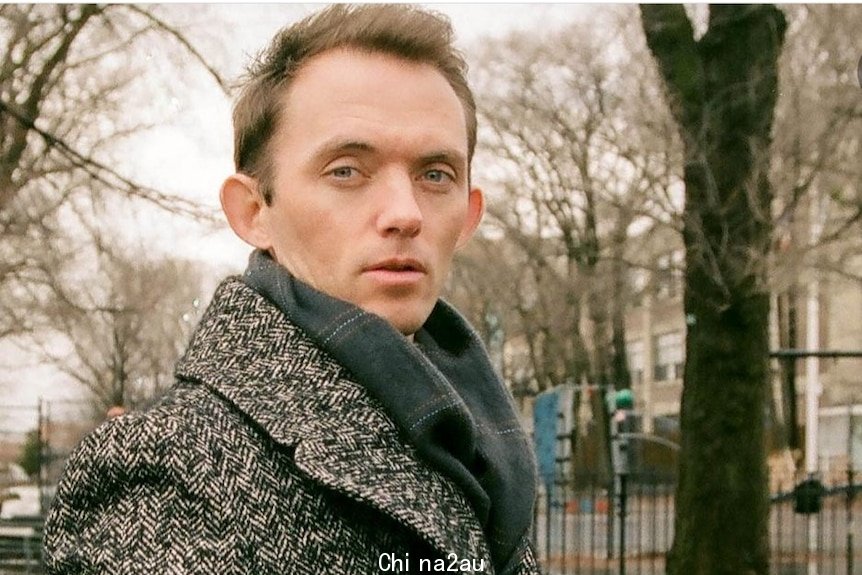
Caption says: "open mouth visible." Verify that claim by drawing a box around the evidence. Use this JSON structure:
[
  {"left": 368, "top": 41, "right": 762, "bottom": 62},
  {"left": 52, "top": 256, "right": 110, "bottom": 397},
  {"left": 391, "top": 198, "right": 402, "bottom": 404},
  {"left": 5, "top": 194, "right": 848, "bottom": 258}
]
[{"left": 377, "top": 262, "right": 420, "bottom": 272}]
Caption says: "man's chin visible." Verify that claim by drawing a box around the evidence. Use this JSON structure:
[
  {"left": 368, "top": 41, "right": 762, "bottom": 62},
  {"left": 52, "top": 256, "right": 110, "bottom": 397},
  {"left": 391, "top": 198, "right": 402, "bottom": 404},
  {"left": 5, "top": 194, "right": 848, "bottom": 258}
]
[{"left": 364, "top": 301, "right": 433, "bottom": 338}]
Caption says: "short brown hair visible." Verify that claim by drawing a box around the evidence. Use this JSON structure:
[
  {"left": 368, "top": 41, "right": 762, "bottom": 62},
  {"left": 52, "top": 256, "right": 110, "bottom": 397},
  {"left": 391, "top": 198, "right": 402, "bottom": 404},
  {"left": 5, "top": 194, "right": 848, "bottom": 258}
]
[{"left": 232, "top": 4, "right": 476, "bottom": 204}]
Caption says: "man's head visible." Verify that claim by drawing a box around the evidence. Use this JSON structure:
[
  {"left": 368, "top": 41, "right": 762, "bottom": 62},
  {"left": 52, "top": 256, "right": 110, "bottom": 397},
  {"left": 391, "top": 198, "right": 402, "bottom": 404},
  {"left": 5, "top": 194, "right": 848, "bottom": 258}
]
[
  {"left": 231, "top": 4, "right": 478, "bottom": 204},
  {"left": 221, "top": 4, "right": 484, "bottom": 336}
]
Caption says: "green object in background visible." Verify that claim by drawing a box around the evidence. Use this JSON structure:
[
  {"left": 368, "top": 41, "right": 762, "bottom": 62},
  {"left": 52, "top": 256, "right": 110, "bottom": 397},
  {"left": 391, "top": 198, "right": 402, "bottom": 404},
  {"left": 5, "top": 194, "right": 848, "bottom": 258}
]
[{"left": 614, "top": 388, "right": 634, "bottom": 411}]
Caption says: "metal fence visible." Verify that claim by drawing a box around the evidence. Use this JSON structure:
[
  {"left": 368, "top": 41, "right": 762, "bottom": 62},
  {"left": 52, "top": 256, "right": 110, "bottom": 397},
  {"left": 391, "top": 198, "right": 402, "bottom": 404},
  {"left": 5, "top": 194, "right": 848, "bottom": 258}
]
[
  {"left": 0, "top": 399, "right": 98, "bottom": 574},
  {"left": 0, "top": 516, "right": 43, "bottom": 574},
  {"left": 534, "top": 472, "right": 674, "bottom": 575},
  {"left": 534, "top": 471, "right": 862, "bottom": 575},
  {"left": 771, "top": 482, "right": 862, "bottom": 575}
]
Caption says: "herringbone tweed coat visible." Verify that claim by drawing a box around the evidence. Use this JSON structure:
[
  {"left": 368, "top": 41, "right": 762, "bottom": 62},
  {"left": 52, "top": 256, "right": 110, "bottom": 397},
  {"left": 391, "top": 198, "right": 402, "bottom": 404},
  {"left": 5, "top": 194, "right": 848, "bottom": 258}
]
[{"left": 44, "top": 278, "right": 540, "bottom": 575}]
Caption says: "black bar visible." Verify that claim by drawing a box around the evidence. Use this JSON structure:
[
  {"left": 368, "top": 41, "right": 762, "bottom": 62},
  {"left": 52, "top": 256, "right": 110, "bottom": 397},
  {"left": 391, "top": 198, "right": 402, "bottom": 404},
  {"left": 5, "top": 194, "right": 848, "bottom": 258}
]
[
  {"left": 544, "top": 489, "right": 551, "bottom": 568},
  {"left": 847, "top": 465, "right": 854, "bottom": 575},
  {"left": 769, "top": 349, "right": 862, "bottom": 359},
  {"left": 619, "top": 473, "right": 627, "bottom": 575}
]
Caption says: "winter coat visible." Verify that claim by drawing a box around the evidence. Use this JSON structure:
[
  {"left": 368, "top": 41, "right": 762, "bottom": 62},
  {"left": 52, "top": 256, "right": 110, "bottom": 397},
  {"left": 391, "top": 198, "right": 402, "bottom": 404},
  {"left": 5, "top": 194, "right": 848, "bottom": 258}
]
[{"left": 43, "top": 278, "right": 540, "bottom": 575}]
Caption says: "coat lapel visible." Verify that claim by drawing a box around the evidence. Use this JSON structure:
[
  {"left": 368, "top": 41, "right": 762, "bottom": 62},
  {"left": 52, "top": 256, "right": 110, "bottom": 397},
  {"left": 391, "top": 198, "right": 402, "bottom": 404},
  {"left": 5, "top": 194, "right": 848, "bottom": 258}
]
[{"left": 175, "top": 278, "right": 491, "bottom": 572}]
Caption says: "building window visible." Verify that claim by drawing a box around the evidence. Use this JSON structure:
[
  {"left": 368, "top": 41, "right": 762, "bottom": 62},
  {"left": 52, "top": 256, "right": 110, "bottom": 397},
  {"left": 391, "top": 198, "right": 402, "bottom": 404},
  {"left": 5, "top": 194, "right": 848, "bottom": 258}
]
[
  {"left": 654, "top": 331, "right": 684, "bottom": 382},
  {"left": 627, "top": 340, "right": 644, "bottom": 385},
  {"left": 655, "top": 249, "right": 684, "bottom": 300}
]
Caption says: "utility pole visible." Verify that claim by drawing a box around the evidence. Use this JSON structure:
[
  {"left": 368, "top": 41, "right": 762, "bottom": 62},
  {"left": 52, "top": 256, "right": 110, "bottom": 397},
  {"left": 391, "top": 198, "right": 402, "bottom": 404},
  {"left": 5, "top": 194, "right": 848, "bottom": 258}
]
[
  {"left": 608, "top": 386, "right": 634, "bottom": 575},
  {"left": 805, "top": 190, "right": 823, "bottom": 575},
  {"left": 846, "top": 404, "right": 855, "bottom": 575},
  {"left": 36, "top": 397, "right": 44, "bottom": 516}
]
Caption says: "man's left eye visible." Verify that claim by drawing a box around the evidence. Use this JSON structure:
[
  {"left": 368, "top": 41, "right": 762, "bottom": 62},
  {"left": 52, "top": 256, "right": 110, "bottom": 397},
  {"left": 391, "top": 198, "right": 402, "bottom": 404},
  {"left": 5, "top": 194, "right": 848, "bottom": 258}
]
[
  {"left": 330, "top": 166, "right": 356, "bottom": 178},
  {"left": 423, "top": 169, "right": 452, "bottom": 183}
]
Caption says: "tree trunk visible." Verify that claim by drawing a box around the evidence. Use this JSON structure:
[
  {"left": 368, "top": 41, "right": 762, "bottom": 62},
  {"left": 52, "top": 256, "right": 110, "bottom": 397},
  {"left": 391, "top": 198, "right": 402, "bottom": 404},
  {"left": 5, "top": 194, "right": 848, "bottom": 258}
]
[
  {"left": 640, "top": 5, "right": 786, "bottom": 574},
  {"left": 610, "top": 209, "right": 633, "bottom": 390}
]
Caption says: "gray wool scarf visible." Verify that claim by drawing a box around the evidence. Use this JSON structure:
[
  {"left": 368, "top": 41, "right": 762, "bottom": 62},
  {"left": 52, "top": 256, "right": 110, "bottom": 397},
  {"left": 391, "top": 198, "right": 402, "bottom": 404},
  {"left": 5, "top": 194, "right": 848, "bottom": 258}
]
[{"left": 243, "top": 250, "right": 536, "bottom": 574}]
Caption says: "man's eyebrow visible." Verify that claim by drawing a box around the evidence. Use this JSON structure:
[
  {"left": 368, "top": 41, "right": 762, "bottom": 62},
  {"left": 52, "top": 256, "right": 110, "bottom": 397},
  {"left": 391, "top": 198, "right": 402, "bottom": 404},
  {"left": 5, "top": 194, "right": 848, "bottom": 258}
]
[
  {"left": 311, "top": 138, "right": 375, "bottom": 159},
  {"left": 419, "top": 149, "right": 468, "bottom": 169},
  {"left": 310, "top": 139, "right": 467, "bottom": 170}
]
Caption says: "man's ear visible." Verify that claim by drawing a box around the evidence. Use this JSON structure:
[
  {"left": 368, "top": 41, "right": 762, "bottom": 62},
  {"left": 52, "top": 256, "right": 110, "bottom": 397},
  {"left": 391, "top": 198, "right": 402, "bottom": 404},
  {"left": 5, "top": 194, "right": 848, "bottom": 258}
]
[
  {"left": 220, "top": 173, "right": 272, "bottom": 250},
  {"left": 456, "top": 186, "right": 485, "bottom": 249}
]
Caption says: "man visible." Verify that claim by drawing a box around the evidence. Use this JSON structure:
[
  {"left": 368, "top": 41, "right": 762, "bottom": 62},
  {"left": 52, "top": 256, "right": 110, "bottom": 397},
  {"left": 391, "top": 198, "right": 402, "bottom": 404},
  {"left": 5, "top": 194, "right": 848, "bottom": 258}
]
[{"left": 44, "top": 5, "right": 538, "bottom": 574}]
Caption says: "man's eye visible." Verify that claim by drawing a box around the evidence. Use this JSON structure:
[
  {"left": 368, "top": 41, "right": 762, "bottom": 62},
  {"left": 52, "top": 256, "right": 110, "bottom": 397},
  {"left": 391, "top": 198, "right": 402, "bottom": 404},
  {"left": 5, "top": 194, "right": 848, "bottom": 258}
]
[
  {"left": 424, "top": 169, "right": 453, "bottom": 183},
  {"left": 329, "top": 166, "right": 356, "bottom": 179}
]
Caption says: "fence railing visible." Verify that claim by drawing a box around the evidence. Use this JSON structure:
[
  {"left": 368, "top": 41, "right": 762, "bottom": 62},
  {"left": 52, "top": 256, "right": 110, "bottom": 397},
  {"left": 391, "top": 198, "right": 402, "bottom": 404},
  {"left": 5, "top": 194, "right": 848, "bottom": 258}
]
[
  {"left": 533, "top": 472, "right": 862, "bottom": 575},
  {"left": 0, "top": 516, "right": 44, "bottom": 574},
  {"left": 770, "top": 482, "right": 862, "bottom": 575},
  {"left": 534, "top": 472, "right": 674, "bottom": 575}
]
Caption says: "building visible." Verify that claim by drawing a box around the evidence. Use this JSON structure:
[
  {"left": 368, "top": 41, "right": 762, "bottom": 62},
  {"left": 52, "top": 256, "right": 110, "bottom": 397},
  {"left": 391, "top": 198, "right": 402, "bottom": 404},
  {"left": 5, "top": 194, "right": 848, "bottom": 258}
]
[
  {"left": 622, "top": 221, "right": 862, "bottom": 481},
  {"left": 623, "top": 225, "right": 685, "bottom": 435}
]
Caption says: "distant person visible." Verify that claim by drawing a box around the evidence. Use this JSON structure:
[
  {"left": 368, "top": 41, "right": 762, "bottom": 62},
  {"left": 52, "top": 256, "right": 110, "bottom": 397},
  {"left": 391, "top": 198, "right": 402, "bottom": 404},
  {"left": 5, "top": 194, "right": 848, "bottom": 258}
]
[
  {"left": 104, "top": 405, "right": 125, "bottom": 419},
  {"left": 44, "top": 5, "right": 538, "bottom": 574}
]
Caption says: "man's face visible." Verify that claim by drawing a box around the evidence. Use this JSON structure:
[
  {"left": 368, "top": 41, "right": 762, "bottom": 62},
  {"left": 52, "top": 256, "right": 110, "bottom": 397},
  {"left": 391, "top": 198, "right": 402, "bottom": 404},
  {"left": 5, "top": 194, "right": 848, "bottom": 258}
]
[{"left": 255, "top": 49, "right": 482, "bottom": 335}]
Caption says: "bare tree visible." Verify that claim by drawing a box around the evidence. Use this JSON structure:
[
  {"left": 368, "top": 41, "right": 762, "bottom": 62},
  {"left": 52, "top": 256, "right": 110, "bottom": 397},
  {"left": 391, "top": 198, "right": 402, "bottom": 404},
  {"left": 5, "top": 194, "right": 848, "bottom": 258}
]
[
  {"left": 451, "top": 7, "right": 856, "bottom": 572},
  {"left": 0, "top": 5, "right": 224, "bottom": 342},
  {"left": 460, "top": 10, "right": 678, "bottom": 398},
  {"left": 25, "top": 238, "right": 206, "bottom": 415},
  {"left": 445, "top": 11, "right": 682, "bottom": 479},
  {"left": 771, "top": 5, "right": 862, "bottom": 262},
  {"left": 770, "top": 4, "right": 862, "bottom": 458},
  {"left": 641, "top": 5, "right": 786, "bottom": 574}
]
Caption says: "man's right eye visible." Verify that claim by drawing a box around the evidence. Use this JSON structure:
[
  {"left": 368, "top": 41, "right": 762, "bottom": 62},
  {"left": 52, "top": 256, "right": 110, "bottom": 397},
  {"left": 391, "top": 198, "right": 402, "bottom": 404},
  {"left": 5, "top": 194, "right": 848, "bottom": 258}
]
[{"left": 329, "top": 166, "right": 356, "bottom": 179}]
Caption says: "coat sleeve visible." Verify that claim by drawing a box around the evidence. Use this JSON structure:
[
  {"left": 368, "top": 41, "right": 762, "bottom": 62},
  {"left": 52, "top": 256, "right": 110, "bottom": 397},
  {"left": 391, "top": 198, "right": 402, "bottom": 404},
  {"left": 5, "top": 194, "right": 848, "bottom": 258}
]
[
  {"left": 43, "top": 412, "right": 235, "bottom": 574},
  {"left": 517, "top": 542, "right": 542, "bottom": 575},
  {"left": 507, "top": 538, "right": 542, "bottom": 575}
]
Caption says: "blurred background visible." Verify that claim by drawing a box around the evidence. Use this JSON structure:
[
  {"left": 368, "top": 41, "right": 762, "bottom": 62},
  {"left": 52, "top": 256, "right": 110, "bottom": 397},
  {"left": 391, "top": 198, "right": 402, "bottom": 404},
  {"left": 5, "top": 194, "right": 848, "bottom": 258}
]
[{"left": 1, "top": 4, "right": 859, "bottom": 574}]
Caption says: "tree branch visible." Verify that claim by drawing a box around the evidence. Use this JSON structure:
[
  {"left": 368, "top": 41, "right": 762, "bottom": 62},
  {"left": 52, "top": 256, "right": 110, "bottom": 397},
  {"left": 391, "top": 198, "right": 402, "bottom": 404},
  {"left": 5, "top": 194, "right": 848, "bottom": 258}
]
[
  {"left": 639, "top": 5, "right": 705, "bottom": 132},
  {"left": 0, "top": 98, "right": 218, "bottom": 221},
  {"left": 125, "top": 5, "right": 231, "bottom": 97}
]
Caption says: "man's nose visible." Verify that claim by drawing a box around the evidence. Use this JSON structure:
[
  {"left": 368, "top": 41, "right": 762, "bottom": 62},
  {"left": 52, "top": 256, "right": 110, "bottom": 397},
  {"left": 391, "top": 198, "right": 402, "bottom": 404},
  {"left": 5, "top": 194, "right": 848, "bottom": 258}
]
[{"left": 376, "top": 170, "right": 422, "bottom": 238}]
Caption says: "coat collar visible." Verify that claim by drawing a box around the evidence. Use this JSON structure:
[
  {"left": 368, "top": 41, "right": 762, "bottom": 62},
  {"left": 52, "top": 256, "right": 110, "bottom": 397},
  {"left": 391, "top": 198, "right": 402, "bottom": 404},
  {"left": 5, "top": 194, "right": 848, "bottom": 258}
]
[{"left": 175, "top": 278, "right": 491, "bottom": 571}]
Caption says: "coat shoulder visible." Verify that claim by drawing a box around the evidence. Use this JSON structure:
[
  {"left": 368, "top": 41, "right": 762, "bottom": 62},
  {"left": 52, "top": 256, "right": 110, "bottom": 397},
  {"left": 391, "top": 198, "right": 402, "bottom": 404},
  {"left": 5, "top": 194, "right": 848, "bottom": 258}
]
[
  {"left": 43, "top": 384, "right": 254, "bottom": 573},
  {"left": 49, "top": 381, "right": 261, "bottom": 514}
]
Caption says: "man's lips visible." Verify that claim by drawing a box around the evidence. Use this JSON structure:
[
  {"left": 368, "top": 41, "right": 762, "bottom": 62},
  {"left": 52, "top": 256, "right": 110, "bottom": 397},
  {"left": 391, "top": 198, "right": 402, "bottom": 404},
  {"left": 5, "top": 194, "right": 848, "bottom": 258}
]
[
  {"left": 362, "top": 258, "right": 428, "bottom": 286},
  {"left": 364, "top": 258, "right": 427, "bottom": 273}
]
